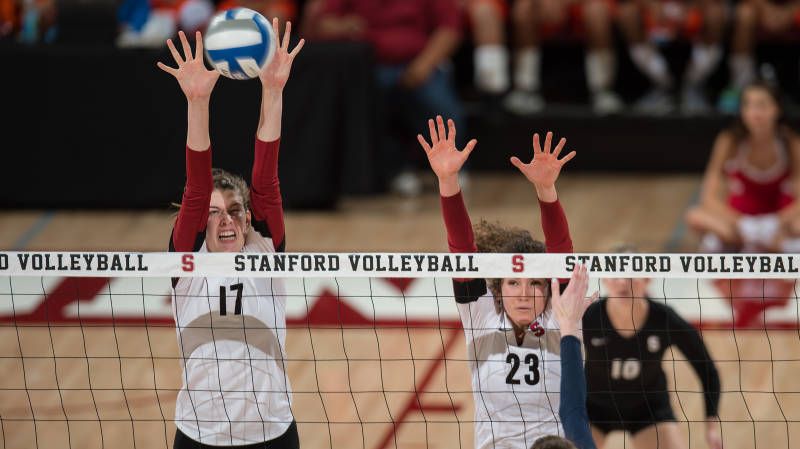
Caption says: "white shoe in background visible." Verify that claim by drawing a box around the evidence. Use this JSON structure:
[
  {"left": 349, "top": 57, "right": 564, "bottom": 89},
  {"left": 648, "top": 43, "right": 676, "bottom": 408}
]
[
  {"left": 390, "top": 171, "right": 423, "bottom": 197},
  {"left": 504, "top": 89, "right": 545, "bottom": 115},
  {"left": 592, "top": 90, "right": 624, "bottom": 115}
]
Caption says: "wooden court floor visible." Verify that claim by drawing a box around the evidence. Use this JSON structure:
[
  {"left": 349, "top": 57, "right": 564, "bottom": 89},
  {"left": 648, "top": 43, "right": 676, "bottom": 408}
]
[{"left": 2, "top": 173, "right": 799, "bottom": 449}]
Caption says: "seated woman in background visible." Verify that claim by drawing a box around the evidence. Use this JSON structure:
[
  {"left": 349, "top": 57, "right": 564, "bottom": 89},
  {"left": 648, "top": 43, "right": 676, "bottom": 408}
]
[
  {"left": 686, "top": 80, "right": 800, "bottom": 252},
  {"left": 582, "top": 246, "right": 722, "bottom": 449}
]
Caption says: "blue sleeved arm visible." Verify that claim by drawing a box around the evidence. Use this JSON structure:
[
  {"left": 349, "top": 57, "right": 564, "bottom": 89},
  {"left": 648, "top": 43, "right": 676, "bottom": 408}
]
[{"left": 559, "top": 335, "right": 597, "bottom": 449}]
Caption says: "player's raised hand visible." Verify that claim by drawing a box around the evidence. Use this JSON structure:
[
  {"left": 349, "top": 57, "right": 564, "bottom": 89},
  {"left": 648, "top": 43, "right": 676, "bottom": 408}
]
[
  {"left": 260, "top": 18, "right": 305, "bottom": 91},
  {"left": 550, "top": 264, "right": 597, "bottom": 338},
  {"left": 157, "top": 31, "right": 219, "bottom": 101},
  {"left": 511, "top": 132, "right": 575, "bottom": 196},
  {"left": 417, "top": 116, "right": 477, "bottom": 196}
]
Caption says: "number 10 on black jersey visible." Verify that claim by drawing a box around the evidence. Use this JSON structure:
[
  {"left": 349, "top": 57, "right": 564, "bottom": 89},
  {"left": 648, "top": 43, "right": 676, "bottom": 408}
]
[{"left": 219, "top": 283, "right": 244, "bottom": 315}]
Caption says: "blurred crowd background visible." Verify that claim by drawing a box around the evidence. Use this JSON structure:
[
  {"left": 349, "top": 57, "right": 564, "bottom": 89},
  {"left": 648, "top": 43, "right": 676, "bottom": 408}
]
[
  {"left": 4, "top": 0, "right": 800, "bottom": 114},
  {"left": 3, "top": 0, "right": 800, "bottom": 213}
]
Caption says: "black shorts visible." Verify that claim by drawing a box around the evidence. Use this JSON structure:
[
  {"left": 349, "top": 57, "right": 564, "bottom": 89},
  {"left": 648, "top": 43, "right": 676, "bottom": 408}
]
[
  {"left": 173, "top": 421, "right": 299, "bottom": 449},
  {"left": 587, "top": 392, "right": 676, "bottom": 435}
]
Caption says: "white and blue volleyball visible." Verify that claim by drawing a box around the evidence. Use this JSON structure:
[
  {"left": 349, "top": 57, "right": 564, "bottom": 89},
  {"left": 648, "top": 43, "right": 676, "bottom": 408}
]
[{"left": 204, "top": 8, "right": 276, "bottom": 80}]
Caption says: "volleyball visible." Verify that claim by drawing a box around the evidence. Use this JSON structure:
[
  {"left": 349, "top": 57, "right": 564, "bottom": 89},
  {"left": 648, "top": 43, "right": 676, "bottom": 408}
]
[{"left": 204, "top": 8, "right": 276, "bottom": 80}]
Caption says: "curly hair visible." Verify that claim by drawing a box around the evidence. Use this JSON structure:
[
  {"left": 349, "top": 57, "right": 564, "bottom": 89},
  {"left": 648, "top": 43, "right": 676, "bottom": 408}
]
[
  {"left": 212, "top": 168, "right": 250, "bottom": 210},
  {"left": 473, "top": 219, "right": 546, "bottom": 305}
]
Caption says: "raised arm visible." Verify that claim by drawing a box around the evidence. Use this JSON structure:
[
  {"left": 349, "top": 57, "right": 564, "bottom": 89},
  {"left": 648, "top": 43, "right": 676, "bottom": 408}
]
[
  {"left": 551, "top": 266, "right": 599, "bottom": 449},
  {"left": 511, "top": 132, "right": 575, "bottom": 254},
  {"left": 157, "top": 31, "right": 219, "bottom": 252},
  {"left": 418, "top": 115, "right": 478, "bottom": 253},
  {"left": 668, "top": 308, "right": 722, "bottom": 449},
  {"left": 250, "top": 19, "right": 305, "bottom": 252},
  {"left": 418, "top": 116, "right": 483, "bottom": 301}
]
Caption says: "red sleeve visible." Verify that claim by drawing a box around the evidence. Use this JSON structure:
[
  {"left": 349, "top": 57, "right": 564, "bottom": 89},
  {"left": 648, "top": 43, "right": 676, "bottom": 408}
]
[
  {"left": 540, "top": 198, "right": 573, "bottom": 254},
  {"left": 171, "top": 146, "right": 213, "bottom": 252},
  {"left": 432, "top": 0, "right": 462, "bottom": 33},
  {"left": 441, "top": 191, "right": 477, "bottom": 253},
  {"left": 251, "top": 137, "right": 285, "bottom": 251}
]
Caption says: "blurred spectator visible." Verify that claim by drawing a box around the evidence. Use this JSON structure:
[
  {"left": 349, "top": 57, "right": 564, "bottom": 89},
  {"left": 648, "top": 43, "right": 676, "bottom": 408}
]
[
  {"left": 618, "top": 0, "right": 726, "bottom": 115},
  {"left": 718, "top": 0, "right": 800, "bottom": 114},
  {"left": 467, "top": 0, "right": 621, "bottom": 114},
  {"left": 16, "top": 0, "right": 57, "bottom": 43},
  {"left": 314, "top": 0, "right": 464, "bottom": 195},
  {"left": 686, "top": 81, "right": 800, "bottom": 253},
  {"left": 217, "top": 0, "right": 295, "bottom": 21},
  {"left": 1, "top": 0, "right": 19, "bottom": 39},
  {"left": 117, "top": 0, "right": 214, "bottom": 47},
  {"left": 465, "top": 0, "right": 510, "bottom": 95}
]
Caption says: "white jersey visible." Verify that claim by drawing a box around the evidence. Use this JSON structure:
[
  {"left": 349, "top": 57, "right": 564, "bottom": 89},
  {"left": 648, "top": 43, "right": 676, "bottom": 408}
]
[
  {"left": 171, "top": 227, "right": 292, "bottom": 446},
  {"left": 457, "top": 291, "right": 563, "bottom": 449}
]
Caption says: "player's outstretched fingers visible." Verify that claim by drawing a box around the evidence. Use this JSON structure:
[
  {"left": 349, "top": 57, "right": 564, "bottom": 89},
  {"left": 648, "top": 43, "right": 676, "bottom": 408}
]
[
  {"left": 417, "top": 134, "right": 432, "bottom": 154},
  {"left": 560, "top": 150, "right": 576, "bottom": 165},
  {"left": 289, "top": 39, "right": 305, "bottom": 58},
  {"left": 552, "top": 137, "right": 566, "bottom": 157},
  {"left": 510, "top": 156, "right": 525, "bottom": 170},
  {"left": 194, "top": 31, "right": 204, "bottom": 60},
  {"left": 447, "top": 119, "right": 456, "bottom": 143},
  {"left": 156, "top": 61, "right": 178, "bottom": 76},
  {"left": 436, "top": 115, "right": 447, "bottom": 142},
  {"left": 272, "top": 18, "right": 280, "bottom": 46},
  {"left": 179, "top": 31, "right": 192, "bottom": 61},
  {"left": 464, "top": 139, "right": 477, "bottom": 155},
  {"left": 282, "top": 20, "right": 291, "bottom": 50},
  {"left": 543, "top": 131, "right": 553, "bottom": 153},
  {"left": 532, "top": 133, "right": 541, "bottom": 154},
  {"left": 428, "top": 119, "right": 439, "bottom": 145},
  {"left": 166, "top": 38, "right": 184, "bottom": 66}
]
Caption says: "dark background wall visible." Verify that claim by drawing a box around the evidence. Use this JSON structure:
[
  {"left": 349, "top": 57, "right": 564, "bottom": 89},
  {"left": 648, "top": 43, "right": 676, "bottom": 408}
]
[{"left": 2, "top": 40, "right": 799, "bottom": 209}]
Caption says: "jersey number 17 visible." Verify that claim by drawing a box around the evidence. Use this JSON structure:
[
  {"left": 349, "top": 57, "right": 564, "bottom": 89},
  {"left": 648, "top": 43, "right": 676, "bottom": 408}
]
[{"left": 220, "top": 283, "right": 244, "bottom": 315}]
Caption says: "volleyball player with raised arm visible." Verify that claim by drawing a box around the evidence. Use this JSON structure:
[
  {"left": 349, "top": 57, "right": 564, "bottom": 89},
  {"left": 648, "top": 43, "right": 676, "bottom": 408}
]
[
  {"left": 582, "top": 257, "right": 722, "bottom": 449},
  {"left": 158, "top": 21, "right": 304, "bottom": 448},
  {"left": 529, "top": 265, "right": 599, "bottom": 449},
  {"left": 417, "top": 116, "right": 575, "bottom": 448}
]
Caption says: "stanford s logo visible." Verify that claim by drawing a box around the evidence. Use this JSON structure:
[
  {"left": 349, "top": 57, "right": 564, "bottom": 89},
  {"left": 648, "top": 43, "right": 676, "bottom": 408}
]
[
  {"left": 529, "top": 320, "right": 545, "bottom": 337},
  {"left": 182, "top": 254, "right": 195, "bottom": 272},
  {"left": 512, "top": 254, "right": 524, "bottom": 273}
]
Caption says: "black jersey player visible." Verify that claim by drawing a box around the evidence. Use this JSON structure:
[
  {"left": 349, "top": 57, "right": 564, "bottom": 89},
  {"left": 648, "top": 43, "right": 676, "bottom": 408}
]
[{"left": 582, "top": 271, "right": 722, "bottom": 449}]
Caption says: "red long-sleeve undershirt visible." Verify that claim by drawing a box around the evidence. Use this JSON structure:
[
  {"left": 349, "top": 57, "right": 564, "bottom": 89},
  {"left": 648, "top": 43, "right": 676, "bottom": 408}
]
[
  {"left": 250, "top": 138, "right": 285, "bottom": 250},
  {"left": 440, "top": 190, "right": 573, "bottom": 258},
  {"left": 172, "top": 147, "right": 213, "bottom": 253},
  {"left": 171, "top": 138, "right": 285, "bottom": 252}
]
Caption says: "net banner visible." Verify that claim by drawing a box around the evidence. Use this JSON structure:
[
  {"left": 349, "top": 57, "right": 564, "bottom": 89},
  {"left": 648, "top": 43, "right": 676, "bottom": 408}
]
[
  {"left": 2, "top": 251, "right": 800, "bottom": 279},
  {"left": 1, "top": 252, "right": 798, "bottom": 329},
  {"left": 1, "top": 252, "right": 799, "bottom": 449}
]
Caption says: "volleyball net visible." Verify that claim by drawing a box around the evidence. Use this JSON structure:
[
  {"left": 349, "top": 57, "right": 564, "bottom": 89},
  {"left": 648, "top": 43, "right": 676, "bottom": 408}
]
[{"left": 1, "top": 252, "right": 799, "bottom": 449}]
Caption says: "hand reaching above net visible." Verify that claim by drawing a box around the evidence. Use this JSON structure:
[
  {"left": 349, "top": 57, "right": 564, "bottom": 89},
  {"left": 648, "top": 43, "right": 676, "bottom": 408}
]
[
  {"left": 157, "top": 30, "right": 220, "bottom": 102},
  {"left": 417, "top": 115, "right": 477, "bottom": 197},
  {"left": 511, "top": 132, "right": 575, "bottom": 203}
]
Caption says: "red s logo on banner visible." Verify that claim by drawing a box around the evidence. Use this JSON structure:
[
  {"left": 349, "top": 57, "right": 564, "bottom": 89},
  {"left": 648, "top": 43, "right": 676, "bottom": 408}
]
[
  {"left": 182, "top": 254, "right": 194, "bottom": 272},
  {"left": 512, "top": 254, "right": 524, "bottom": 273}
]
